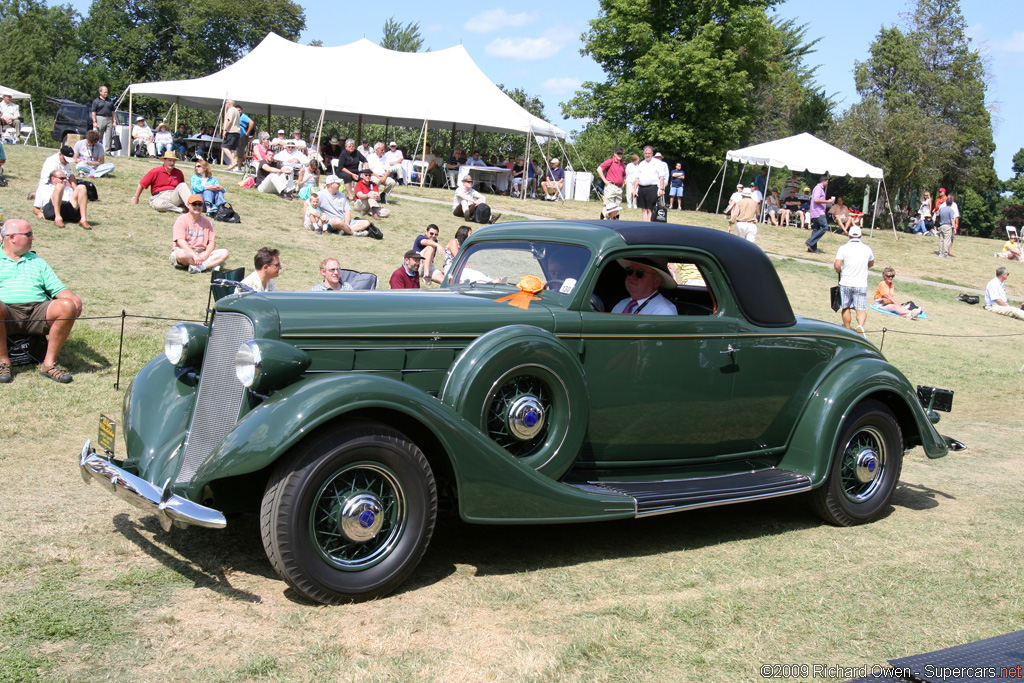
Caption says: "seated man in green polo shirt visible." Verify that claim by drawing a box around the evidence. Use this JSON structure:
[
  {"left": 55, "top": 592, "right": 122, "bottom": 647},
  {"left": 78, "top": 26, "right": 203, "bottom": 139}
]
[{"left": 0, "top": 219, "right": 82, "bottom": 383}]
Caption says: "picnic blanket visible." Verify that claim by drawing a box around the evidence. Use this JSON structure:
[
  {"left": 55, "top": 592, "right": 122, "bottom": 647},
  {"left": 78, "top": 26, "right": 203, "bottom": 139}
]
[{"left": 871, "top": 303, "right": 929, "bottom": 320}]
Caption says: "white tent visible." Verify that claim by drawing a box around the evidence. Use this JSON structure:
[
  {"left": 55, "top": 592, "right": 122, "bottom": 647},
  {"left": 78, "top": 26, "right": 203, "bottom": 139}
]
[
  {"left": 127, "top": 33, "right": 565, "bottom": 139},
  {"left": 0, "top": 83, "right": 39, "bottom": 146},
  {"left": 712, "top": 133, "right": 884, "bottom": 230},
  {"left": 725, "top": 132, "right": 883, "bottom": 179}
]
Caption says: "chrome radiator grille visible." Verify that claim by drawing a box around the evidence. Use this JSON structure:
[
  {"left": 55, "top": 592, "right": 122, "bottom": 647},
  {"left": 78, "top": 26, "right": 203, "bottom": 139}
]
[{"left": 175, "top": 312, "right": 253, "bottom": 484}]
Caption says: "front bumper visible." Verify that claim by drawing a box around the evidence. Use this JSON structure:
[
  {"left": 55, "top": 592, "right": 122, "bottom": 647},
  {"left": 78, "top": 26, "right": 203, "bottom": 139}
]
[{"left": 79, "top": 440, "right": 227, "bottom": 531}]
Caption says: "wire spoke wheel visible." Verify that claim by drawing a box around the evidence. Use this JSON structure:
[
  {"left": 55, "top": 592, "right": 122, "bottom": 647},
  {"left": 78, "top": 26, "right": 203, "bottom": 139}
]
[
  {"left": 311, "top": 462, "right": 407, "bottom": 571},
  {"left": 486, "top": 373, "right": 550, "bottom": 457},
  {"left": 811, "top": 400, "right": 903, "bottom": 527}
]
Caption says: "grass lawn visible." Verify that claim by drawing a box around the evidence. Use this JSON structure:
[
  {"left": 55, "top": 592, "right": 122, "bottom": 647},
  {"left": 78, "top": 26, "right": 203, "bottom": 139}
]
[{"left": 1, "top": 144, "right": 1023, "bottom": 682}]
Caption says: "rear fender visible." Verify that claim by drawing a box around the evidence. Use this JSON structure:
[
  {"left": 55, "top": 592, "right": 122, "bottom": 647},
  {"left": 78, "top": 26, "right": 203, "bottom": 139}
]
[
  {"left": 189, "top": 374, "right": 634, "bottom": 523},
  {"left": 779, "top": 358, "right": 947, "bottom": 485}
]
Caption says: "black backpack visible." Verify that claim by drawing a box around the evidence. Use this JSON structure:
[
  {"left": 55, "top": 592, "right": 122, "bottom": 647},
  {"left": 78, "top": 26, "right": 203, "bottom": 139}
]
[
  {"left": 472, "top": 203, "right": 491, "bottom": 225},
  {"left": 81, "top": 180, "right": 98, "bottom": 202},
  {"left": 213, "top": 203, "right": 241, "bottom": 223}
]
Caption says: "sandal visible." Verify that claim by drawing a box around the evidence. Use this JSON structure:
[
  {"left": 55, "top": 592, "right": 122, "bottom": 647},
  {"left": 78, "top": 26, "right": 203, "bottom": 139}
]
[
  {"left": 0, "top": 362, "right": 12, "bottom": 384},
  {"left": 39, "top": 364, "right": 73, "bottom": 383}
]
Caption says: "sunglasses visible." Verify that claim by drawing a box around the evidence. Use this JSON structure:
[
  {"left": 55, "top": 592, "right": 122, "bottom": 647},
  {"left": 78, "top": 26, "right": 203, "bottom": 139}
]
[
  {"left": 324, "top": 268, "right": 340, "bottom": 273},
  {"left": 624, "top": 266, "right": 649, "bottom": 278},
  {"left": 13, "top": 232, "right": 33, "bottom": 238},
  {"left": 189, "top": 202, "right": 204, "bottom": 207}
]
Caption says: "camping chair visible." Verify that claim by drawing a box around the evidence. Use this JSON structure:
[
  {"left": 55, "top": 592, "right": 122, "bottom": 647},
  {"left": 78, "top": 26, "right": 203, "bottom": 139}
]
[
  {"left": 1007, "top": 226, "right": 1019, "bottom": 241},
  {"left": 205, "top": 266, "right": 245, "bottom": 324},
  {"left": 16, "top": 125, "right": 32, "bottom": 145},
  {"left": 337, "top": 269, "right": 378, "bottom": 290}
]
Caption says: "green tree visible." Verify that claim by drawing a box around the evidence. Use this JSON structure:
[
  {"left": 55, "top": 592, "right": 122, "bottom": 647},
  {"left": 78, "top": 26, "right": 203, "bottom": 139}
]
[
  {"left": 849, "top": 0, "right": 996, "bottom": 195},
  {"left": 380, "top": 17, "right": 425, "bottom": 53},
  {"left": 563, "top": 0, "right": 832, "bottom": 170},
  {"left": 0, "top": 0, "right": 91, "bottom": 103},
  {"left": 78, "top": 0, "right": 305, "bottom": 96}
]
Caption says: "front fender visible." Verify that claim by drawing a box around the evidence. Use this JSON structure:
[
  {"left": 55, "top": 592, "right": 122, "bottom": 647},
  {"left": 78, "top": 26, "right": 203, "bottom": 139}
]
[
  {"left": 189, "top": 374, "right": 634, "bottom": 523},
  {"left": 123, "top": 355, "right": 198, "bottom": 482},
  {"left": 779, "top": 357, "right": 947, "bottom": 486}
]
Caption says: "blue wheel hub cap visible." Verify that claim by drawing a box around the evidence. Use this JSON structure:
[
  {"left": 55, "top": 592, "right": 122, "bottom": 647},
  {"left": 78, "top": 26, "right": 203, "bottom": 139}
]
[
  {"left": 855, "top": 449, "right": 880, "bottom": 484},
  {"left": 335, "top": 492, "right": 384, "bottom": 542},
  {"left": 507, "top": 395, "right": 546, "bottom": 440}
]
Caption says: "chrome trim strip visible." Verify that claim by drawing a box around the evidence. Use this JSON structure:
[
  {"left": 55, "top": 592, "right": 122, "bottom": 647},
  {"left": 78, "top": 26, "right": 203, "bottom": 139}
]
[
  {"left": 298, "top": 345, "right": 467, "bottom": 351},
  {"left": 282, "top": 332, "right": 482, "bottom": 339},
  {"left": 303, "top": 368, "right": 448, "bottom": 374},
  {"left": 79, "top": 440, "right": 227, "bottom": 531},
  {"left": 633, "top": 484, "right": 813, "bottom": 518}
]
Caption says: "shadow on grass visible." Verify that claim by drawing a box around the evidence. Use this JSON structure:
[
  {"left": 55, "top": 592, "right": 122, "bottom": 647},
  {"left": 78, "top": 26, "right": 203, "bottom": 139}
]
[
  {"left": 112, "top": 513, "right": 267, "bottom": 603},
  {"left": 411, "top": 482, "right": 955, "bottom": 587},
  {"left": 63, "top": 338, "right": 111, "bottom": 372}
]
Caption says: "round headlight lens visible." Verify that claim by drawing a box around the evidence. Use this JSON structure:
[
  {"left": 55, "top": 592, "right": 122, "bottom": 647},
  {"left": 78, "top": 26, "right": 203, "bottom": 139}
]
[
  {"left": 164, "top": 324, "right": 190, "bottom": 366},
  {"left": 235, "top": 341, "right": 262, "bottom": 388}
]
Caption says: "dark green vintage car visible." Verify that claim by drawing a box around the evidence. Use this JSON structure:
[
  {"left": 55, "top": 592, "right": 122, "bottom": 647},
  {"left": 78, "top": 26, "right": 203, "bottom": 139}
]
[{"left": 79, "top": 221, "right": 954, "bottom": 604}]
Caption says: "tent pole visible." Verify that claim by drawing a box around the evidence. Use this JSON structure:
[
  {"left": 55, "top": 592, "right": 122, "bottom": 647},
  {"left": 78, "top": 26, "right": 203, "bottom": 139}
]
[
  {"left": 174, "top": 98, "right": 179, "bottom": 131},
  {"left": 267, "top": 105, "right": 271, "bottom": 137},
  {"left": 870, "top": 180, "right": 881, "bottom": 234},
  {"left": 300, "top": 111, "right": 305, "bottom": 139},
  {"left": 419, "top": 120, "right": 429, "bottom": 188},
  {"left": 128, "top": 92, "right": 133, "bottom": 153},
  {"left": 697, "top": 159, "right": 725, "bottom": 213},
  {"left": 357, "top": 115, "right": 363, "bottom": 147},
  {"left": 470, "top": 125, "right": 477, "bottom": 154},
  {"left": 521, "top": 132, "right": 531, "bottom": 202},
  {"left": 760, "top": 166, "right": 772, "bottom": 223},
  {"left": 29, "top": 99, "right": 38, "bottom": 146},
  {"left": 450, "top": 121, "right": 456, "bottom": 155},
  {"left": 715, "top": 160, "right": 728, "bottom": 215}
]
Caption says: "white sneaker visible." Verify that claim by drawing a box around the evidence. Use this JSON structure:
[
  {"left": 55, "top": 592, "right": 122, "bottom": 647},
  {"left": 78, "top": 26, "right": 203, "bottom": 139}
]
[
  {"left": 353, "top": 230, "right": 368, "bottom": 237},
  {"left": 187, "top": 265, "right": 201, "bottom": 274}
]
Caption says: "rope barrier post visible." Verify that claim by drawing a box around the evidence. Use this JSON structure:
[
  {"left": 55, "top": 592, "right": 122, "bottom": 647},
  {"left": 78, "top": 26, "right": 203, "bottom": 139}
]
[
  {"left": 880, "top": 327, "right": 887, "bottom": 353},
  {"left": 115, "top": 309, "right": 126, "bottom": 390}
]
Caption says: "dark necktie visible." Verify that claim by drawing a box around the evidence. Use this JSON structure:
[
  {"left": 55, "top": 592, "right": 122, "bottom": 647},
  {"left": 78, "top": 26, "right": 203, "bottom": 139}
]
[{"left": 623, "top": 299, "right": 638, "bottom": 314}]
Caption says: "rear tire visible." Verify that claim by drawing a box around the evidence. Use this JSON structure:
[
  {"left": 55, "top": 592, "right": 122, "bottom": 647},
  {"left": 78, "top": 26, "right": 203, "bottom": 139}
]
[
  {"left": 260, "top": 422, "right": 436, "bottom": 604},
  {"left": 811, "top": 400, "right": 903, "bottom": 526}
]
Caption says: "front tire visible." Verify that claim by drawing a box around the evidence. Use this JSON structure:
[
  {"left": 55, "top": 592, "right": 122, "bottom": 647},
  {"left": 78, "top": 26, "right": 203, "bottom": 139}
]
[
  {"left": 260, "top": 422, "right": 437, "bottom": 604},
  {"left": 811, "top": 400, "right": 903, "bottom": 526}
]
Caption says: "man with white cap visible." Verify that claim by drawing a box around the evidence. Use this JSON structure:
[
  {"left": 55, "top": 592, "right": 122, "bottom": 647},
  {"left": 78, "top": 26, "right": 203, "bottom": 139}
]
[
  {"left": 724, "top": 183, "right": 745, "bottom": 234},
  {"left": 0, "top": 92, "right": 20, "bottom": 133},
  {"left": 611, "top": 258, "right": 677, "bottom": 315},
  {"left": 730, "top": 187, "right": 759, "bottom": 242},
  {"left": 834, "top": 226, "right": 875, "bottom": 336},
  {"left": 384, "top": 142, "right": 404, "bottom": 184},
  {"left": 320, "top": 174, "right": 379, "bottom": 237},
  {"left": 290, "top": 129, "right": 307, "bottom": 152},
  {"left": 541, "top": 158, "right": 565, "bottom": 200},
  {"left": 270, "top": 129, "right": 288, "bottom": 151}
]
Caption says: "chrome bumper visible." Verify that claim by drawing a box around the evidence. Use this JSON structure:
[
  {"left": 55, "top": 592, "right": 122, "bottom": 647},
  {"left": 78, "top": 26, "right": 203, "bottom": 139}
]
[{"left": 79, "top": 440, "right": 227, "bottom": 531}]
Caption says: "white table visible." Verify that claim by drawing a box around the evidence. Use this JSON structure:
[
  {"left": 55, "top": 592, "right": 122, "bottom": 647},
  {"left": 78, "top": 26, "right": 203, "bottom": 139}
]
[{"left": 458, "top": 164, "right": 511, "bottom": 193}]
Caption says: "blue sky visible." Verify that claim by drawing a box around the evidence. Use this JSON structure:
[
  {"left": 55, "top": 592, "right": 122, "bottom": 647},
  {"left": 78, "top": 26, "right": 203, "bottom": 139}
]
[{"left": 64, "top": 0, "right": 1023, "bottom": 178}]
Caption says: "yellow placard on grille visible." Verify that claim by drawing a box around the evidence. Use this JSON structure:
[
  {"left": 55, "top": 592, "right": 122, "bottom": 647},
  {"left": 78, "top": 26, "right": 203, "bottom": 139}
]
[{"left": 97, "top": 415, "right": 116, "bottom": 455}]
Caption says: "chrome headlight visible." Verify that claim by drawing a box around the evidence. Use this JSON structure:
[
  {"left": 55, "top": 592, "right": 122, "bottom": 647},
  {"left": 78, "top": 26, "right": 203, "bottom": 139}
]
[
  {"left": 164, "top": 323, "right": 209, "bottom": 367},
  {"left": 235, "top": 339, "right": 311, "bottom": 392},
  {"left": 235, "top": 340, "right": 262, "bottom": 388}
]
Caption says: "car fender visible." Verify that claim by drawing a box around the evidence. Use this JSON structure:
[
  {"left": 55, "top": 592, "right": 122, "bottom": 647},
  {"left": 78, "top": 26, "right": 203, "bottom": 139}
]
[
  {"left": 123, "top": 355, "right": 200, "bottom": 482},
  {"left": 190, "top": 373, "right": 633, "bottom": 523},
  {"left": 779, "top": 357, "right": 947, "bottom": 485}
]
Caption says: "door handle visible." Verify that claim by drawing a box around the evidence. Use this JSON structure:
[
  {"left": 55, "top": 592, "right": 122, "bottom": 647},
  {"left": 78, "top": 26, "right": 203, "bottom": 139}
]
[{"left": 720, "top": 344, "right": 740, "bottom": 355}]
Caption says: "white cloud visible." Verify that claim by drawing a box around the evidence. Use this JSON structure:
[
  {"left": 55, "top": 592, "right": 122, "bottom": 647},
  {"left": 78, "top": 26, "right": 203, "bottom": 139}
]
[
  {"left": 485, "top": 37, "right": 560, "bottom": 60},
  {"left": 541, "top": 77, "right": 582, "bottom": 95},
  {"left": 465, "top": 9, "right": 535, "bottom": 34},
  {"left": 990, "top": 30, "right": 1024, "bottom": 54}
]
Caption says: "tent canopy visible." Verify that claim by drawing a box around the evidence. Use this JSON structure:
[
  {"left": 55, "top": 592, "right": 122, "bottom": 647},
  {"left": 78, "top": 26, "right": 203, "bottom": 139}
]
[
  {"left": 0, "top": 84, "right": 31, "bottom": 100},
  {"left": 128, "top": 33, "right": 565, "bottom": 139},
  {"left": 726, "top": 132, "right": 883, "bottom": 179}
]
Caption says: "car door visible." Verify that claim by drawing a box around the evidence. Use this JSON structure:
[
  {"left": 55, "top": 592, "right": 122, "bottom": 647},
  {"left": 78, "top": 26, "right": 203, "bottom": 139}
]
[{"left": 576, "top": 252, "right": 738, "bottom": 467}]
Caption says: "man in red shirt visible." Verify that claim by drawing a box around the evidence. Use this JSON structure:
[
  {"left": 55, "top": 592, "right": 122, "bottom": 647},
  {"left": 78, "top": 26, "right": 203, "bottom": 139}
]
[
  {"left": 129, "top": 150, "right": 192, "bottom": 212},
  {"left": 354, "top": 168, "right": 390, "bottom": 220},
  {"left": 596, "top": 147, "right": 626, "bottom": 218},
  {"left": 389, "top": 250, "right": 422, "bottom": 289}
]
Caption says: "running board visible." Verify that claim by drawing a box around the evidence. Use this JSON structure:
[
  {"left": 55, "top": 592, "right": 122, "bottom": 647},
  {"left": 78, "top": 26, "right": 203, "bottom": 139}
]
[{"left": 569, "top": 468, "right": 813, "bottom": 517}]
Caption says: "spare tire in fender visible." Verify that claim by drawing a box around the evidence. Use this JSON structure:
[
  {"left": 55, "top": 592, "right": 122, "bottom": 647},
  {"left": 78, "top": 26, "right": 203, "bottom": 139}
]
[{"left": 440, "top": 325, "right": 589, "bottom": 480}]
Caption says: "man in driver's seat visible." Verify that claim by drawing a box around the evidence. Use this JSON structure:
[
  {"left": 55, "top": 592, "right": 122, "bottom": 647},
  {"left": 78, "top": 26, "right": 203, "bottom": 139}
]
[{"left": 611, "top": 258, "right": 677, "bottom": 315}]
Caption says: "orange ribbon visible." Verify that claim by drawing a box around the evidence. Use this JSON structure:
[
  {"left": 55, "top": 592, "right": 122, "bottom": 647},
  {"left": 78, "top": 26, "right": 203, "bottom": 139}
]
[{"left": 496, "top": 275, "right": 545, "bottom": 310}]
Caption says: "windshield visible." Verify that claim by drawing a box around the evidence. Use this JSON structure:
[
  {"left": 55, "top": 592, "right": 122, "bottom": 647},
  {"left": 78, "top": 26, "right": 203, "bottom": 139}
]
[{"left": 451, "top": 241, "right": 592, "bottom": 295}]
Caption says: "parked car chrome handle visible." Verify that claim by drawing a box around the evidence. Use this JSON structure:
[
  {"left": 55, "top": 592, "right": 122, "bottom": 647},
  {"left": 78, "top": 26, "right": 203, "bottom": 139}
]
[{"left": 721, "top": 344, "right": 740, "bottom": 355}]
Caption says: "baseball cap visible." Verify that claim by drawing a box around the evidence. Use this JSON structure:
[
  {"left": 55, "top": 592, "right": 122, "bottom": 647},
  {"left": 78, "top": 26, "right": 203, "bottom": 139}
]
[
  {"left": 849, "top": 226, "right": 863, "bottom": 237},
  {"left": 389, "top": 141, "right": 397, "bottom": 147},
  {"left": 276, "top": 129, "right": 285, "bottom": 134},
  {"left": 325, "top": 175, "right": 342, "bottom": 184},
  {"left": 60, "top": 145, "right": 74, "bottom": 157},
  {"left": 404, "top": 250, "right": 424, "bottom": 260},
  {"left": 187, "top": 194, "right": 203, "bottom": 204}
]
